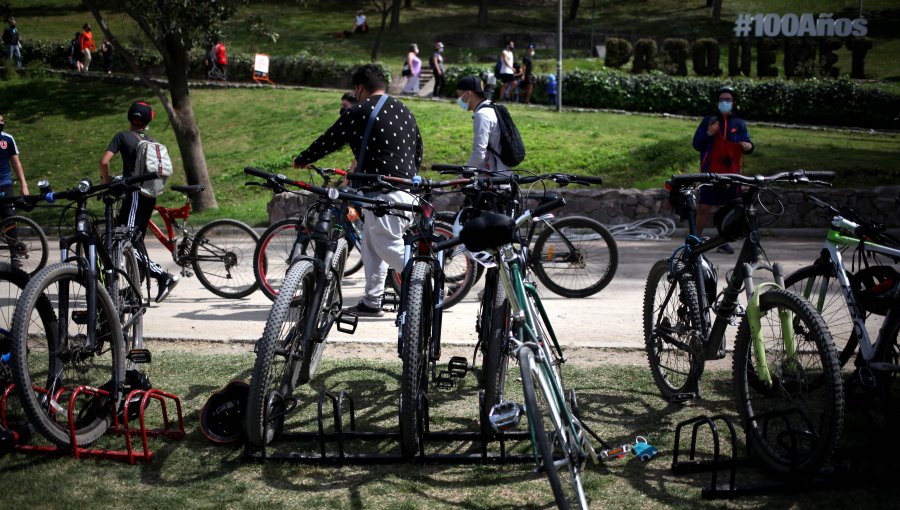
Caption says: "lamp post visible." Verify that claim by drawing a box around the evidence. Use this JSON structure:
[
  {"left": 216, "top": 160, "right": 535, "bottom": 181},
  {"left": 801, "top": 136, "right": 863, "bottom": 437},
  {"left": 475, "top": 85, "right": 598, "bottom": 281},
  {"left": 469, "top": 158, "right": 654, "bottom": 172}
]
[{"left": 557, "top": 0, "right": 563, "bottom": 112}]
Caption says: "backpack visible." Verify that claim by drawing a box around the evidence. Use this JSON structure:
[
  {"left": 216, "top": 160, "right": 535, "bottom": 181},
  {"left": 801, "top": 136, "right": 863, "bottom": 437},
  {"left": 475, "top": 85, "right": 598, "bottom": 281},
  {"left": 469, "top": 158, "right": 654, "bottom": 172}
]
[
  {"left": 476, "top": 102, "right": 526, "bottom": 167},
  {"left": 494, "top": 56, "right": 502, "bottom": 78},
  {"left": 133, "top": 133, "right": 173, "bottom": 197}
]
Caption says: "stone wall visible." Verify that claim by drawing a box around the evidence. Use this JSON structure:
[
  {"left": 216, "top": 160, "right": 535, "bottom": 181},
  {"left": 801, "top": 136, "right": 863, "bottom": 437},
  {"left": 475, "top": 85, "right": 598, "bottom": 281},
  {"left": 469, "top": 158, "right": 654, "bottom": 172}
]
[{"left": 268, "top": 186, "right": 900, "bottom": 228}]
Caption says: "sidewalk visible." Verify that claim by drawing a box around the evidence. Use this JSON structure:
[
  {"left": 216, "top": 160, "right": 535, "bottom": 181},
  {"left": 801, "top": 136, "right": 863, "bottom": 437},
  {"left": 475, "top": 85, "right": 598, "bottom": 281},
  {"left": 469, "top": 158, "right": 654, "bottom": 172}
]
[{"left": 142, "top": 236, "right": 829, "bottom": 350}]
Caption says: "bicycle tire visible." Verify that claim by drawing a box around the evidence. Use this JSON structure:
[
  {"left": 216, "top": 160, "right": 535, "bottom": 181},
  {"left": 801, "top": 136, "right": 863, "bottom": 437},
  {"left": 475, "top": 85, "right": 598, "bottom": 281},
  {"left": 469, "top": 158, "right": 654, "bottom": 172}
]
[
  {"left": 297, "top": 238, "right": 348, "bottom": 384},
  {"left": 643, "top": 259, "right": 705, "bottom": 402},
  {"left": 1, "top": 262, "right": 56, "bottom": 384},
  {"left": 519, "top": 347, "right": 589, "bottom": 510},
  {"left": 254, "top": 218, "right": 305, "bottom": 302},
  {"left": 343, "top": 239, "right": 364, "bottom": 277},
  {"left": 399, "top": 261, "right": 433, "bottom": 458},
  {"left": 0, "top": 215, "right": 49, "bottom": 277},
  {"left": 246, "top": 259, "right": 316, "bottom": 446},
  {"left": 531, "top": 216, "right": 618, "bottom": 298},
  {"left": 11, "top": 263, "right": 125, "bottom": 448},
  {"left": 192, "top": 219, "right": 260, "bottom": 299},
  {"left": 784, "top": 263, "right": 858, "bottom": 367},
  {"left": 112, "top": 240, "right": 143, "bottom": 352},
  {"left": 435, "top": 221, "right": 476, "bottom": 308},
  {"left": 733, "top": 288, "right": 844, "bottom": 476},
  {"left": 479, "top": 271, "right": 510, "bottom": 438}
]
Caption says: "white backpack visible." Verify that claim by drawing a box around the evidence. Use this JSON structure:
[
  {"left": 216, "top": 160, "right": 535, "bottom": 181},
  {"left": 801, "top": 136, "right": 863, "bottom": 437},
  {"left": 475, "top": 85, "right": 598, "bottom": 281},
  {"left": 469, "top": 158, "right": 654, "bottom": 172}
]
[{"left": 133, "top": 133, "right": 173, "bottom": 197}]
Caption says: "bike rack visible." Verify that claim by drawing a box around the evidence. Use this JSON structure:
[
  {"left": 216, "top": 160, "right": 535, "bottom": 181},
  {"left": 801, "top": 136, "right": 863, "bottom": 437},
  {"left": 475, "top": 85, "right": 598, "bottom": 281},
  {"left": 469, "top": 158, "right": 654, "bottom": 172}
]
[
  {"left": 245, "top": 387, "right": 546, "bottom": 465},
  {"left": 1, "top": 383, "right": 185, "bottom": 464},
  {"left": 670, "top": 412, "right": 898, "bottom": 499}
]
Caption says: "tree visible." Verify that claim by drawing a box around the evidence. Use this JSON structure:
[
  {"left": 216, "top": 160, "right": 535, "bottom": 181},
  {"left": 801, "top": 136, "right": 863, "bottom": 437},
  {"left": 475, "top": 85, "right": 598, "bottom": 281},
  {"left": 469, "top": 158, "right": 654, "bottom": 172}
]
[
  {"left": 569, "top": 0, "right": 581, "bottom": 21},
  {"left": 81, "top": 0, "right": 245, "bottom": 211},
  {"left": 478, "top": 0, "right": 488, "bottom": 26},
  {"left": 390, "top": 0, "right": 401, "bottom": 31},
  {"left": 369, "top": 0, "right": 396, "bottom": 62},
  {"left": 711, "top": 0, "right": 723, "bottom": 22}
]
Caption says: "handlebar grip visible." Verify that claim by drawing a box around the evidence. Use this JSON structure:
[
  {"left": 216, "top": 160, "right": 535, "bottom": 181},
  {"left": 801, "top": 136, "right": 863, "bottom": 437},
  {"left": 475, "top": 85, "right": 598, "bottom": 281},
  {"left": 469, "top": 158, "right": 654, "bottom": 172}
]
[
  {"left": 532, "top": 193, "right": 566, "bottom": 217},
  {"left": 668, "top": 173, "right": 713, "bottom": 187},
  {"left": 346, "top": 173, "right": 383, "bottom": 182},
  {"left": 433, "top": 236, "right": 464, "bottom": 253},
  {"left": 333, "top": 168, "right": 347, "bottom": 176},
  {"left": 801, "top": 170, "right": 836, "bottom": 182},
  {"left": 431, "top": 163, "right": 466, "bottom": 172},
  {"left": 125, "top": 172, "right": 160, "bottom": 186},
  {"left": 244, "top": 167, "right": 273, "bottom": 179},
  {"left": 574, "top": 175, "right": 603, "bottom": 185}
]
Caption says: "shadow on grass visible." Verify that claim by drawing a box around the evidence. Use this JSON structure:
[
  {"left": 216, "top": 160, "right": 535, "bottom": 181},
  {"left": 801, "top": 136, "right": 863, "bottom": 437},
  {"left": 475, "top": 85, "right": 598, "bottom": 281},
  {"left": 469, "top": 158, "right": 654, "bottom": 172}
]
[{"left": 5, "top": 79, "right": 143, "bottom": 124}]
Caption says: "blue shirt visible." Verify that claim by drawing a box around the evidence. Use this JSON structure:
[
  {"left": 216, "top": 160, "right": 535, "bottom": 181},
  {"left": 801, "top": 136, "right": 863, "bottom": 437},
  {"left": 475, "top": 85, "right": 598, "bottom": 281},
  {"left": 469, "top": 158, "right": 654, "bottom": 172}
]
[{"left": 0, "top": 132, "right": 20, "bottom": 187}]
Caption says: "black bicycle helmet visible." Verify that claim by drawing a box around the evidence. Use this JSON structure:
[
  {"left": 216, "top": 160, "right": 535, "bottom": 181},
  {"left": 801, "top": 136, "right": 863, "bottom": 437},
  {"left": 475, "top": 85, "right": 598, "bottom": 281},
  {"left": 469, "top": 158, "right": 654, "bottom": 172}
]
[
  {"left": 199, "top": 381, "right": 249, "bottom": 444},
  {"left": 714, "top": 198, "right": 749, "bottom": 242},
  {"left": 850, "top": 265, "right": 899, "bottom": 316}
]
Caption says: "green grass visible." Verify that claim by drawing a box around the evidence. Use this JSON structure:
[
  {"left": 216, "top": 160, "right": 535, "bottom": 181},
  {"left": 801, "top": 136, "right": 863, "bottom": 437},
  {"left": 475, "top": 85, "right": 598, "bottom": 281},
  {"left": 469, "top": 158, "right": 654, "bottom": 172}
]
[
  {"left": 9, "top": 1, "right": 900, "bottom": 81},
  {"left": 4, "top": 76, "right": 898, "bottom": 225},
  {"left": 2, "top": 351, "right": 897, "bottom": 509}
]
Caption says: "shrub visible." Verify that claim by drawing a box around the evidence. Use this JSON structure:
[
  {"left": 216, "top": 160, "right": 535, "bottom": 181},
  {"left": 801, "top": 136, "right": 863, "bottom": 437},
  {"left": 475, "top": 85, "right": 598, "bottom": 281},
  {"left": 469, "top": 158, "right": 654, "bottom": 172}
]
[
  {"left": 690, "top": 38, "right": 721, "bottom": 76},
  {"left": 757, "top": 38, "right": 779, "bottom": 78},
  {"left": 846, "top": 37, "right": 874, "bottom": 78},
  {"left": 661, "top": 38, "right": 689, "bottom": 76},
  {"left": 604, "top": 38, "right": 633, "bottom": 69},
  {"left": 727, "top": 38, "right": 752, "bottom": 77},
  {"left": 632, "top": 38, "right": 658, "bottom": 74}
]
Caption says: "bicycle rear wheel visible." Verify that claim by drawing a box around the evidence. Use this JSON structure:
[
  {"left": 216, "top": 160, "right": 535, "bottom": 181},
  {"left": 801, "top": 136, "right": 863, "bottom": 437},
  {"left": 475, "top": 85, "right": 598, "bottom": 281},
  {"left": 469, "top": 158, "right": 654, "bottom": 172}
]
[
  {"left": 733, "top": 288, "right": 843, "bottom": 476},
  {"left": 110, "top": 239, "right": 143, "bottom": 352},
  {"left": 192, "top": 219, "right": 260, "bottom": 298},
  {"left": 297, "top": 238, "right": 347, "bottom": 384},
  {"left": 519, "top": 347, "right": 589, "bottom": 509},
  {"left": 246, "top": 259, "right": 316, "bottom": 446},
  {"left": 531, "top": 216, "right": 618, "bottom": 298},
  {"left": 0, "top": 215, "right": 49, "bottom": 277},
  {"left": 254, "top": 218, "right": 306, "bottom": 301},
  {"left": 643, "top": 259, "right": 705, "bottom": 402},
  {"left": 399, "top": 261, "right": 433, "bottom": 458},
  {"left": 11, "top": 263, "right": 125, "bottom": 448}
]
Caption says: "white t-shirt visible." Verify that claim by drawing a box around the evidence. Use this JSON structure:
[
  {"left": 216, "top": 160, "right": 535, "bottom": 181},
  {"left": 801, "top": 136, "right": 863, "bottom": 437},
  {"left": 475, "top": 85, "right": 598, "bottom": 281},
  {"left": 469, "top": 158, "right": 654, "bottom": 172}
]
[
  {"left": 500, "top": 48, "right": 514, "bottom": 75},
  {"left": 466, "top": 101, "right": 510, "bottom": 174},
  {"left": 355, "top": 14, "right": 366, "bottom": 27}
]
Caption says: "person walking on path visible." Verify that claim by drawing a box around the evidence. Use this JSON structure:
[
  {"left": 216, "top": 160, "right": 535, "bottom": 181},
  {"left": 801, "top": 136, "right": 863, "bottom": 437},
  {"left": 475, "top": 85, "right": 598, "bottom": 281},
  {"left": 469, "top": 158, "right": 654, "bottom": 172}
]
[
  {"left": 80, "top": 23, "right": 96, "bottom": 72},
  {"left": 0, "top": 113, "right": 30, "bottom": 268},
  {"left": 2, "top": 18, "right": 22, "bottom": 69},
  {"left": 498, "top": 40, "right": 516, "bottom": 101},
  {"left": 101, "top": 38, "right": 113, "bottom": 74},
  {"left": 293, "top": 64, "right": 423, "bottom": 317},
  {"left": 401, "top": 43, "right": 421, "bottom": 95},
  {"left": 521, "top": 44, "right": 536, "bottom": 104},
  {"left": 691, "top": 86, "right": 755, "bottom": 254},
  {"left": 429, "top": 42, "right": 445, "bottom": 98},
  {"left": 99, "top": 102, "right": 180, "bottom": 303},
  {"left": 455, "top": 76, "right": 510, "bottom": 174},
  {"left": 213, "top": 38, "right": 228, "bottom": 80}
]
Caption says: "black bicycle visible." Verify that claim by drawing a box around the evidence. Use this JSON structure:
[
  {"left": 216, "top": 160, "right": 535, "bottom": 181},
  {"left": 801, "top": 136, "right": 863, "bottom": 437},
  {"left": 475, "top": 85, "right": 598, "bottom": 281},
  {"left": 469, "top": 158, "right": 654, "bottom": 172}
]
[{"left": 0, "top": 190, "right": 51, "bottom": 276}]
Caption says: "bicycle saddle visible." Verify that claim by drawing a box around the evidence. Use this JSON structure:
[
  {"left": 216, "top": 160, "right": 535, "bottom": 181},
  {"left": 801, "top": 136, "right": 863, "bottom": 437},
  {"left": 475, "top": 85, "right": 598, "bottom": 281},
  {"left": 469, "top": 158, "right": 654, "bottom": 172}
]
[
  {"left": 170, "top": 184, "right": 207, "bottom": 195},
  {"left": 460, "top": 212, "right": 516, "bottom": 252}
]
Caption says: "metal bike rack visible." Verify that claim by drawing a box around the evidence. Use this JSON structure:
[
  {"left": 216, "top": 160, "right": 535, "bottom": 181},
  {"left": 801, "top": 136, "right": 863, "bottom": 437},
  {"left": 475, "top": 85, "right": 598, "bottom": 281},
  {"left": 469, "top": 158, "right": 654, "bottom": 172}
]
[{"left": 1, "top": 383, "right": 185, "bottom": 464}]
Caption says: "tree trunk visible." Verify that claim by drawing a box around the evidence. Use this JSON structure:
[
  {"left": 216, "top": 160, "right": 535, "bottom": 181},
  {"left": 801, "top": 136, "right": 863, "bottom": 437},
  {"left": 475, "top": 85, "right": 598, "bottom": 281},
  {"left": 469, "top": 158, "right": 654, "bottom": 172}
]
[
  {"left": 371, "top": 9, "right": 390, "bottom": 62},
  {"left": 477, "top": 0, "right": 488, "bottom": 25},
  {"left": 712, "top": 0, "right": 723, "bottom": 22},
  {"left": 569, "top": 0, "right": 581, "bottom": 21},
  {"left": 404, "top": 0, "right": 411, "bottom": 8},
  {"left": 390, "top": 0, "right": 401, "bottom": 31}
]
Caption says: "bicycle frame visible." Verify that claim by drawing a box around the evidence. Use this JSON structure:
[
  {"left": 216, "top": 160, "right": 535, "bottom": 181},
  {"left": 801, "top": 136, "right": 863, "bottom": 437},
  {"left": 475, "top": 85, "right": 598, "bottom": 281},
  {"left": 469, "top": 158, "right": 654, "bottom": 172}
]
[{"left": 147, "top": 200, "right": 191, "bottom": 259}]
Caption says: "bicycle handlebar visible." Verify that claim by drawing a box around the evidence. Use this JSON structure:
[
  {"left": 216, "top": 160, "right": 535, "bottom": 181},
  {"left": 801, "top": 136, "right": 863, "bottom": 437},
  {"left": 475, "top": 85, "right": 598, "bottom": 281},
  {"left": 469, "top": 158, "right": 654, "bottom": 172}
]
[
  {"left": 44, "top": 172, "right": 159, "bottom": 203},
  {"left": 667, "top": 170, "right": 836, "bottom": 189}
]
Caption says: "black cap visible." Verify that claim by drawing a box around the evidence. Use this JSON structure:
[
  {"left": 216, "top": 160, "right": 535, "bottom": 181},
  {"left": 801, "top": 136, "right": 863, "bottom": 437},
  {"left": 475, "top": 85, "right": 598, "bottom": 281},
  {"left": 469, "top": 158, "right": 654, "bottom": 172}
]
[
  {"left": 456, "top": 76, "right": 484, "bottom": 95},
  {"left": 127, "top": 101, "right": 154, "bottom": 125},
  {"left": 527, "top": 43, "right": 535, "bottom": 49}
]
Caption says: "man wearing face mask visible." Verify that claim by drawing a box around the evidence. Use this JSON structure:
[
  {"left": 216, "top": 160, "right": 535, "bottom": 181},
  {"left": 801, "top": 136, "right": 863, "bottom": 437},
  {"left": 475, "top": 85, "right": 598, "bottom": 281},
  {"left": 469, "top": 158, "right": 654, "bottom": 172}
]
[
  {"left": 456, "top": 76, "right": 509, "bottom": 174},
  {"left": 293, "top": 64, "right": 422, "bottom": 317},
  {"left": 0, "top": 113, "right": 29, "bottom": 268},
  {"left": 692, "top": 86, "right": 754, "bottom": 254}
]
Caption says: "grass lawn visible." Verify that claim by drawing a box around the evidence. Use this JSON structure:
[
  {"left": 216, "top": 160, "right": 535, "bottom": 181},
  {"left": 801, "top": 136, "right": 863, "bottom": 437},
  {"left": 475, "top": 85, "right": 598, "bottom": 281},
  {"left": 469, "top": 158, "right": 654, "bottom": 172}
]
[
  {"left": 4, "top": 76, "right": 898, "bottom": 227},
  {"left": 1, "top": 352, "right": 898, "bottom": 509}
]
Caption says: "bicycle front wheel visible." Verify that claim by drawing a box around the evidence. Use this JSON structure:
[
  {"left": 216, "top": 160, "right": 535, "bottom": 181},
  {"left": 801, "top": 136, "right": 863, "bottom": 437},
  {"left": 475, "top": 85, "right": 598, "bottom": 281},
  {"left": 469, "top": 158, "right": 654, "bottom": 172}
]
[
  {"left": 480, "top": 272, "right": 511, "bottom": 439},
  {"left": 643, "top": 259, "right": 705, "bottom": 402},
  {"left": 733, "top": 288, "right": 844, "bottom": 476},
  {"left": 0, "top": 215, "right": 49, "bottom": 277},
  {"left": 519, "top": 347, "right": 589, "bottom": 510},
  {"left": 246, "top": 259, "right": 316, "bottom": 447},
  {"left": 192, "top": 219, "right": 260, "bottom": 298},
  {"left": 435, "top": 221, "right": 476, "bottom": 308},
  {"left": 399, "top": 261, "right": 433, "bottom": 458},
  {"left": 254, "top": 218, "right": 305, "bottom": 301},
  {"left": 111, "top": 240, "right": 143, "bottom": 353},
  {"left": 11, "top": 263, "right": 125, "bottom": 448},
  {"left": 531, "top": 216, "right": 618, "bottom": 298}
]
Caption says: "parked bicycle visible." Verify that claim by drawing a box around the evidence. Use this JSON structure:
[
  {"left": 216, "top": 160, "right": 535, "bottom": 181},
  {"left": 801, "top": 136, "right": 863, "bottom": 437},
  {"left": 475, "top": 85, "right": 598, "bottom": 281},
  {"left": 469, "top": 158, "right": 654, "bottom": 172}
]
[
  {"left": 0, "top": 190, "right": 51, "bottom": 276},
  {"left": 147, "top": 184, "right": 259, "bottom": 298},
  {"left": 644, "top": 170, "right": 843, "bottom": 477},
  {"left": 11, "top": 173, "right": 158, "bottom": 448}
]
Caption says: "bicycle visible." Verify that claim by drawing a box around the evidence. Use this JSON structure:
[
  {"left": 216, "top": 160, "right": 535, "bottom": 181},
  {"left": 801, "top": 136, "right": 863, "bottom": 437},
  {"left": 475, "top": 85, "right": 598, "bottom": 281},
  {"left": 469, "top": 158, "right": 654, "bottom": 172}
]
[
  {"left": 0, "top": 189, "right": 51, "bottom": 276},
  {"left": 784, "top": 195, "right": 900, "bottom": 421},
  {"left": 10, "top": 173, "right": 158, "bottom": 448},
  {"left": 242, "top": 167, "right": 417, "bottom": 446},
  {"left": 432, "top": 164, "right": 618, "bottom": 299},
  {"left": 644, "top": 170, "right": 843, "bottom": 476},
  {"left": 445, "top": 196, "right": 598, "bottom": 509},
  {"left": 147, "top": 184, "right": 259, "bottom": 298}
]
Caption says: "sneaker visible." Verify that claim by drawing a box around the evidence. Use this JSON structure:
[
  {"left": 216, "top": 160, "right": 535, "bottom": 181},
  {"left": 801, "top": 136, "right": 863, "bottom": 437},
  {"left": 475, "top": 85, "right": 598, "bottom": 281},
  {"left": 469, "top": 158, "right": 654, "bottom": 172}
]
[
  {"left": 155, "top": 274, "right": 180, "bottom": 303},
  {"left": 716, "top": 243, "right": 735, "bottom": 255},
  {"left": 343, "top": 301, "right": 385, "bottom": 318}
]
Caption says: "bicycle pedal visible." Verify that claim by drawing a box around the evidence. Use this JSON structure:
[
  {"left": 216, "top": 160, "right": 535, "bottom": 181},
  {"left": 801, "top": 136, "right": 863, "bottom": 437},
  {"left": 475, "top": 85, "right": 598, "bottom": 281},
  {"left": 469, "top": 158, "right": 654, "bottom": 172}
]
[
  {"left": 71, "top": 310, "right": 88, "bottom": 325},
  {"left": 381, "top": 292, "right": 399, "bottom": 312},
  {"left": 488, "top": 401, "right": 522, "bottom": 433},
  {"left": 671, "top": 392, "right": 698, "bottom": 403},
  {"left": 127, "top": 349, "right": 152, "bottom": 364},
  {"left": 336, "top": 311, "right": 358, "bottom": 334},
  {"left": 180, "top": 269, "right": 194, "bottom": 278},
  {"left": 433, "top": 373, "right": 456, "bottom": 390},
  {"left": 447, "top": 356, "right": 469, "bottom": 379}
]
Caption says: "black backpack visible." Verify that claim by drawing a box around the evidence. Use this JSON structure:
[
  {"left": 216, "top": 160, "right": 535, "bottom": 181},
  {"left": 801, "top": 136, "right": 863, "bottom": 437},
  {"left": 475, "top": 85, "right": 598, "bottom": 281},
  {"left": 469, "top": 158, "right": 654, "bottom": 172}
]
[
  {"left": 476, "top": 102, "right": 526, "bottom": 167},
  {"left": 494, "top": 56, "right": 502, "bottom": 78}
]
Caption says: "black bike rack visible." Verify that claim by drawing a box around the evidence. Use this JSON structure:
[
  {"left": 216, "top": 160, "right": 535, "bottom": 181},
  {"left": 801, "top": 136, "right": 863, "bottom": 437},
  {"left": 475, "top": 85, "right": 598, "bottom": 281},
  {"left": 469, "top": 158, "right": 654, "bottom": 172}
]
[
  {"left": 244, "top": 387, "right": 541, "bottom": 464},
  {"left": 671, "top": 412, "right": 900, "bottom": 499}
]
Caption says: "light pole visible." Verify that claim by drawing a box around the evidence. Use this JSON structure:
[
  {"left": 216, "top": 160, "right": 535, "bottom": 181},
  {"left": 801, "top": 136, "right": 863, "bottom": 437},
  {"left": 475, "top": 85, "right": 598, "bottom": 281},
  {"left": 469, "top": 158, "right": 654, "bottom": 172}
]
[{"left": 557, "top": 0, "right": 563, "bottom": 112}]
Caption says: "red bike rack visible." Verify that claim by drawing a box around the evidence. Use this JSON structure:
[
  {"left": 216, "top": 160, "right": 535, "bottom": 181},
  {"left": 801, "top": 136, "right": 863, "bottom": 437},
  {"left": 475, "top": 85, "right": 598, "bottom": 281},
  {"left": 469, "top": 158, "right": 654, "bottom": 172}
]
[{"left": 2, "top": 383, "right": 185, "bottom": 464}]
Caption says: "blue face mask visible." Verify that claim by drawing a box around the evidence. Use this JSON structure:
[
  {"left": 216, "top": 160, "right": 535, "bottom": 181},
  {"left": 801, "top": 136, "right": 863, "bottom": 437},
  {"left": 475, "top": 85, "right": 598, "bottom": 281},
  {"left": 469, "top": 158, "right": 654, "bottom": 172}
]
[
  {"left": 718, "top": 101, "right": 733, "bottom": 114},
  {"left": 457, "top": 94, "right": 469, "bottom": 111}
]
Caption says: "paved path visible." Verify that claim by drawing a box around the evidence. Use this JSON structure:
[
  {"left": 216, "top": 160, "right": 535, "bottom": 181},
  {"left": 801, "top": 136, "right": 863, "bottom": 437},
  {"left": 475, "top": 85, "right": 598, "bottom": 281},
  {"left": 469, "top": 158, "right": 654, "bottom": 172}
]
[{"left": 142, "top": 234, "right": 828, "bottom": 349}]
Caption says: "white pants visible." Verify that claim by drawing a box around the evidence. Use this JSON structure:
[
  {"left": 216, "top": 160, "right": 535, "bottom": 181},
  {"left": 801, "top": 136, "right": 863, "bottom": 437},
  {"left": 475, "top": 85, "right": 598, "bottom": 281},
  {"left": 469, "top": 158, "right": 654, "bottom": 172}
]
[
  {"left": 359, "top": 190, "right": 415, "bottom": 308},
  {"left": 402, "top": 74, "right": 420, "bottom": 94}
]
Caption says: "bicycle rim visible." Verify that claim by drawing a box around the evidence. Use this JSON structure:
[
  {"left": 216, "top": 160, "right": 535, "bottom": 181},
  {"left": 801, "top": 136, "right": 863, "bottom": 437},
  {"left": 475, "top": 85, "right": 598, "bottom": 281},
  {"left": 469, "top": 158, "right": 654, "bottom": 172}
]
[
  {"left": 531, "top": 216, "right": 618, "bottom": 298},
  {"left": 399, "top": 261, "right": 432, "bottom": 458},
  {"left": 734, "top": 288, "right": 844, "bottom": 476},
  {"left": 11, "top": 263, "right": 125, "bottom": 448},
  {"left": 254, "top": 219, "right": 304, "bottom": 301},
  {"left": 435, "top": 222, "right": 475, "bottom": 308},
  {"left": 519, "top": 347, "right": 589, "bottom": 509},
  {"left": 643, "top": 259, "right": 705, "bottom": 401},
  {"left": 0, "top": 215, "right": 49, "bottom": 277},
  {"left": 192, "top": 219, "right": 260, "bottom": 299}
]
